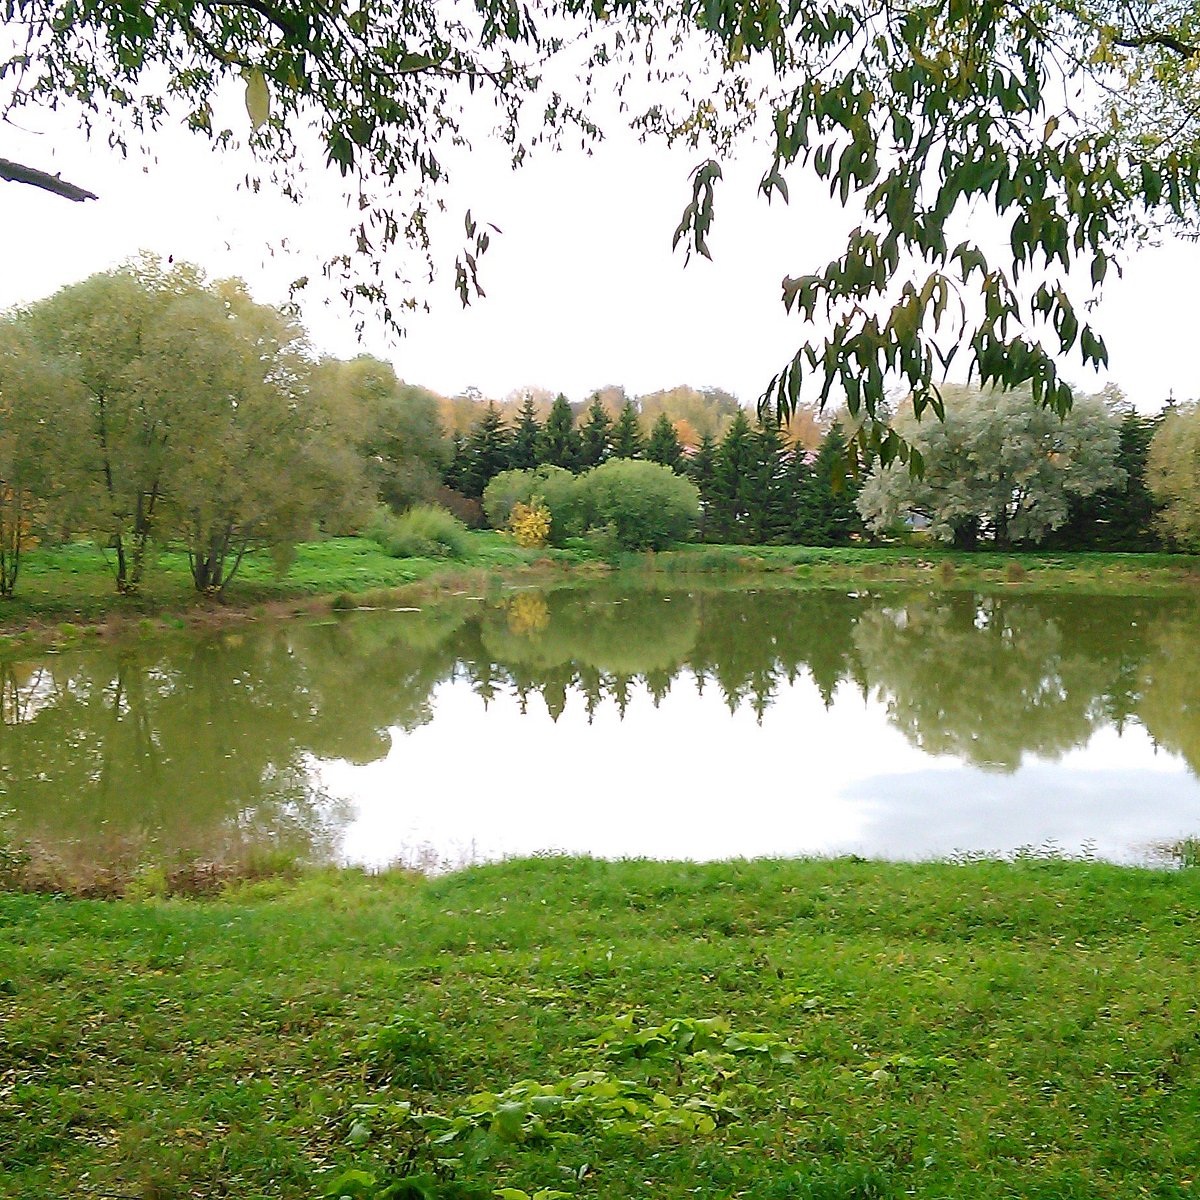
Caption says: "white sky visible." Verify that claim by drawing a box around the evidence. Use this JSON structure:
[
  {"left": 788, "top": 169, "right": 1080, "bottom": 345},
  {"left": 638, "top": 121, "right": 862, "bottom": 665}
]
[{"left": 3, "top": 80, "right": 1198, "bottom": 412}]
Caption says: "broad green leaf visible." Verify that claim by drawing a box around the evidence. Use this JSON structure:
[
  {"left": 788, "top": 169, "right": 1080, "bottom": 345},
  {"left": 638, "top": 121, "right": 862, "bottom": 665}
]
[{"left": 243, "top": 69, "right": 270, "bottom": 130}]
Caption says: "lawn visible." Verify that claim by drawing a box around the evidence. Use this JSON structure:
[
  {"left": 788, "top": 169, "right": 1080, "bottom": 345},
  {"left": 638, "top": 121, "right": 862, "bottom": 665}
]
[{"left": 3, "top": 856, "right": 1199, "bottom": 1199}]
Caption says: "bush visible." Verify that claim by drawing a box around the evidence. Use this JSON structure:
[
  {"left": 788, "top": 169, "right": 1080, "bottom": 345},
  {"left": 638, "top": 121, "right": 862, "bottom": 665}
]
[
  {"left": 482, "top": 468, "right": 539, "bottom": 528},
  {"left": 576, "top": 459, "right": 700, "bottom": 550},
  {"left": 431, "top": 485, "right": 484, "bottom": 529},
  {"left": 509, "top": 499, "right": 552, "bottom": 548},
  {"left": 484, "top": 466, "right": 584, "bottom": 545},
  {"left": 366, "top": 504, "right": 471, "bottom": 560}
]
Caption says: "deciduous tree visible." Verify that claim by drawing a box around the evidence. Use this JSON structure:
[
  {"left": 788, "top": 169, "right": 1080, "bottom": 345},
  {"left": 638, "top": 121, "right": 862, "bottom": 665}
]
[
  {"left": 1148, "top": 403, "right": 1200, "bottom": 549},
  {"left": 7, "top": 0, "right": 1200, "bottom": 440},
  {"left": 857, "top": 387, "right": 1123, "bottom": 547}
]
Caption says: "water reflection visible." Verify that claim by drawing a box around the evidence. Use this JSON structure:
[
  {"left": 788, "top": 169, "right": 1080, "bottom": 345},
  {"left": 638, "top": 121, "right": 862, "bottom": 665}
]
[{"left": 2, "top": 583, "right": 1199, "bottom": 871}]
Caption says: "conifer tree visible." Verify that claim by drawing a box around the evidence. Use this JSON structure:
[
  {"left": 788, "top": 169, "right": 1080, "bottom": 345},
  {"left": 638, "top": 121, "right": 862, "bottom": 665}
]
[
  {"left": 1052, "top": 409, "right": 1162, "bottom": 551},
  {"left": 748, "top": 420, "right": 786, "bottom": 543},
  {"left": 443, "top": 431, "right": 468, "bottom": 493},
  {"left": 776, "top": 444, "right": 819, "bottom": 544},
  {"left": 577, "top": 394, "right": 614, "bottom": 470},
  {"left": 646, "top": 412, "right": 684, "bottom": 472},
  {"left": 539, "top": 393, "right": 579, "bottom": 470},
  {"left": 511, "top": 392, "right": 543, "bottom": 471},
  {"left": 688, "top": 433, "right": 719, "bottom": 541},
  {"left": 711, "top": 408, "right": 757, "bottom": 542},
  {"left": 809, "top": 424, "right": 864, "bottom": 545},
  {"left": 611, "top": 399, "right": 645, "bottom": 459},
  {"left": 459, "top": 403, "right": 512, "bottom": 498}
]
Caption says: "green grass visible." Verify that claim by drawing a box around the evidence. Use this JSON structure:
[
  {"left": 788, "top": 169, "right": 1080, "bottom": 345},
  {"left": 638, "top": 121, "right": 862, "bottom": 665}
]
[
  {"left": 3, "top": 857, "right": 1200, "bottom": 1199},
  {"left": 3, "top": 537, "right": 1198, "bottom": 645},
  {"left": 0, "top": 535, "right": 577, "bottom": 636}
]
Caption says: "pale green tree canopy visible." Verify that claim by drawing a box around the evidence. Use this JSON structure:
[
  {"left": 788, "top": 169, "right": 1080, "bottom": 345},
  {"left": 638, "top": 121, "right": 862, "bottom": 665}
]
[
  {"left": 856, "top": 384, "right": 1125, "bottom": 545},
  {"left": 11, "top": 257, "right": 343, "bottom": 594},
  {"left": 5, "top": 0, "right": 1200, "bottom": 435},
  {"left": 1147, "top": 402, "right": 1200, "bottom": 548}
]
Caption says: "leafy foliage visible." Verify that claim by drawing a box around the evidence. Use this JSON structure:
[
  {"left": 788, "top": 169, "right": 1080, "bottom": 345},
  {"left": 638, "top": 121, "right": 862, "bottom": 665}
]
[
  {"left": 483, "top": 467, "right": 579, "bottom": 543},
  {"left": 509, "top": 499, "right": 552, "bottom": 549},
  {"left": 11, "top": 257, "right": 337, "bottom": 596},
  {"left": 1148, "top": 402, "right": 1200, "bottom": 548},
  {"left": 310, "top": 358, "right": 449, "bottom": 523},
  {"left": 1047, "top": 401, "right": 1164, "bottom": 551},
  {"left": 7, "top": 0, "right": 1200, "bottom": 430},
  {"left": 367, "top": 505, "right": 472, "bottom": 560},
  {"left": 575, "top": 459, "right": 701, "bottom": 550},
  {"left": 857, "top": 386, "right": 1124, "bottom": 547}
]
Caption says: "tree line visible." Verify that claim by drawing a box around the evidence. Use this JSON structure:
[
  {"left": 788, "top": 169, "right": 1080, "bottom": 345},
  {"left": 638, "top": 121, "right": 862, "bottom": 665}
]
[
  {"left": 445, "top": 394, "right": 863, "bottom": 548},
  {"left": 440, "top": 382, "right": 1200, "bottom": 553},
  {"left": 5, "top": 259, "right": 1200, "bottom": 604}
]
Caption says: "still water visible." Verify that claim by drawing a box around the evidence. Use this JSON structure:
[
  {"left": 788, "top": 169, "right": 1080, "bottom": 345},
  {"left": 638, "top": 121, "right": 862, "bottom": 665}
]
[{"left": 2, "top": 583, "right": 1199, "bottom": 872}]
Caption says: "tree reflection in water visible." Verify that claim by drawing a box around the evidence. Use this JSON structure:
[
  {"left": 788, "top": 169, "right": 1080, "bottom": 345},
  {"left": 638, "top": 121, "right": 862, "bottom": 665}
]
[{"left": 2, "top": 584, "right": 1199, "bottom": 873}]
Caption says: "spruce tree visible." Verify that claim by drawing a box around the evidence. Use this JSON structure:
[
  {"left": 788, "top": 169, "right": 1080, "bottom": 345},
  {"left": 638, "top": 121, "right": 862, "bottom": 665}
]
[
  {"left": 748, "top": 419, "right": 786, "bottom": 543},
  {"left": 443, "top": 431, "right": 468, "bottom": 493},
  {"left": 459, "top": 403, "right": 512, "bottom": 498},
  {"left": 511, "top": 392, "right": 543, "bottom": 470},
  {"left": 688, "top": 433, "right": 719, "bottom": 541},
  {"left": 611, "top": 399, "right": 645, "bottom": 459},
  {"left": 539, "top": 393, "right": 579, "bottom": 470},
  {"left": 809, "top": 424, "right": 863, "bottom": 545},
  {"left": 1053, "top": 409, "right": 1162, "bottom": 551},
  {"left": 776, "top": 443, "right": 818, "bottom": 544},
  {"left": 577, "top": 394, "right": 614, "bottom": 470},
  {"left": 646, "top": 412, "right": 684, "bottom": 472},
  {"left": 711, "top": 408, "right": 757, "bottom": 542}
]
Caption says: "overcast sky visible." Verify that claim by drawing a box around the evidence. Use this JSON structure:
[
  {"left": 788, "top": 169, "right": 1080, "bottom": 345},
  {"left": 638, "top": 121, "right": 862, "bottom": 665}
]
[{"left": 3, "top": 83, "right": 1197, "bottom": 413}]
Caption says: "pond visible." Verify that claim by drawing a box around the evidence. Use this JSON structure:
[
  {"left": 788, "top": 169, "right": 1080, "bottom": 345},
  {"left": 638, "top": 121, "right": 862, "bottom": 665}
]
[{"left": 2, "top": 581, "right": 1199, "bottom": 876}]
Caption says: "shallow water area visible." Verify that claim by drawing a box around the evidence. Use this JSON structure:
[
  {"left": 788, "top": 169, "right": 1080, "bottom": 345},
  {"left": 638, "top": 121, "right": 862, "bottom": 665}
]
[{"left": 3, "top": 581, "right": 1199, "bottom": 878}]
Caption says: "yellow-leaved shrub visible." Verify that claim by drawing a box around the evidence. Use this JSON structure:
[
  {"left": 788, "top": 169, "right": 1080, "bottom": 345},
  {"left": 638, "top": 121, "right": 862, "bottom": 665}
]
[{"left": 509, "top": 498, "right": 551, "bottom": 548}]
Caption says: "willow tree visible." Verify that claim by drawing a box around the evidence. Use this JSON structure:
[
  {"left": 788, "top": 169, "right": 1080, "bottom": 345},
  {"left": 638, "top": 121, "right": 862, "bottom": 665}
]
[
  {"left": 6, "top": 1, "right": 1200, "bottom": 438},
  {"left": 0, "top": 319, "right": 84, "bottom": 595},
  {"left": 155, "top": 280, "right": 328, "bottom": 595},
  {"left": 857, "top": 385, "right": 1124, "bottom": 546},
  {"left": 22, "top": 260, "right": 203, "bottom": 593},
  {"left": 19, "top": 259, "right": 339, "bottom": 596},
  {"left": 1148, "top": 403, "right": 1200, "bottom": 549}
]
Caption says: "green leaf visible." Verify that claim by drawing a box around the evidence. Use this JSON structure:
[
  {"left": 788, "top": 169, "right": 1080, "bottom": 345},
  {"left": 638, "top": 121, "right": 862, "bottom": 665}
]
[
  {"left": 243, "top": 69, "right": 270, "bottom": 130},
  {"left": 322, "top": 1169, "right": 377, "bottom": 1198}
]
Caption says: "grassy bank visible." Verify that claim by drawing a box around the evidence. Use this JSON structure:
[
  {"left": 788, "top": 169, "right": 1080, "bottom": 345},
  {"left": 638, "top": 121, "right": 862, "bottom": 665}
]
[
  {"left": 0, "top": 535, "right": 585, "bottom": 645},
  {"left": 3, "top": 857, "right": 1199, "bottom": 1199},
  {"left": 3, "top": 536, "right": 1199, "bottom": 647}
]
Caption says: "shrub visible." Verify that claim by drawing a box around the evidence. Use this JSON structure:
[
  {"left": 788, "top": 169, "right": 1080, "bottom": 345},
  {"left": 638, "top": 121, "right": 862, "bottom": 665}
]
[
  {"left": 431, "top": 485, "right": 484, "bottom": 529},
  {"left": 484, "top": 466, "right": 583, "bottom": 545},
  {"left": 366, "top": 505, "right": 471, "bottom": 560},
  {"left": 483, "top": 468, "right": 539, "bottom": 528},
  {"left": 509, "top": 498, "right": 552, "bottom": 548},
  {"left": 576, "top": 459, "right": 700, "bottom": 550}
]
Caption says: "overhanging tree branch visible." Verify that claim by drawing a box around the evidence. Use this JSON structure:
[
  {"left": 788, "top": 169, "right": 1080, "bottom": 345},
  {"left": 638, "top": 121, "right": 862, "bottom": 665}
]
[
  {"left": 0, "top": 157, "right": 98, "bottom": 201},
  {"left": 1111, "top": 29, "right": 1200, "bottom": 58}
]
